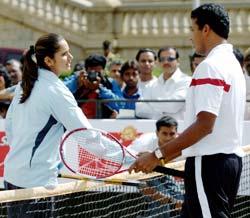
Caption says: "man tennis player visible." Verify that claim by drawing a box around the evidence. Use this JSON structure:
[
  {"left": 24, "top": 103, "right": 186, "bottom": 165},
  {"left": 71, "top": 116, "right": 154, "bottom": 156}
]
[{"left": 129, "top": 3, "right": 246, "bottom": 217}]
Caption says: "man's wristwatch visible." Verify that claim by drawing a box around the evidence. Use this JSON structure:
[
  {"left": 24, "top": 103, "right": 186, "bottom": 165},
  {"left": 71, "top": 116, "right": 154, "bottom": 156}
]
[{"left": 154, "top": 147, "right": 164, "bottom": 160}]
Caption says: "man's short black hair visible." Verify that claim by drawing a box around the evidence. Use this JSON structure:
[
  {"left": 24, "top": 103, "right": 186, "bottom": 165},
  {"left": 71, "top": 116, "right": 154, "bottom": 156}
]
[
  {"left": 191, "top": 3, "right": 229, "bottom": 39},
  {"left": 157, "top": 47, "right": 179, "bottom": 60},
  {"left": 135, "top": 48, "right": 157, "bottom": 61},
  {"left": 120, "top": 60, "right": 138, "bottom": 77},
  {"left": 156, "top": 116, "right": 178, "bottom": 132},
  {"left": 85, "top": 54, "right": 107, "bottom": 70}
]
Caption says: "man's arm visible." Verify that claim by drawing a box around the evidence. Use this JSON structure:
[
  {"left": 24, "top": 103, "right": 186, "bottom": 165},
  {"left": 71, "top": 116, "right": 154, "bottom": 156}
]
[
  {"left": 129, "top": 111, "right": 216, "bottom": 173},
  {"left": 162, "top": 111, "right": 216, "bottom": 162}
]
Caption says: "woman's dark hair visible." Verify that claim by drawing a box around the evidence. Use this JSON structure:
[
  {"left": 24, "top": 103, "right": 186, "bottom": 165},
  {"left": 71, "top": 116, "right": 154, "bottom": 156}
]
[
  {"left": 0, "top": 65, "right": 11, "bottom": 88},
  {"left": 120, "top": 60, "right": 139, "bottom": 77},
  {"left": 20, "top": 33, "right": 64, "bottom": 103}
]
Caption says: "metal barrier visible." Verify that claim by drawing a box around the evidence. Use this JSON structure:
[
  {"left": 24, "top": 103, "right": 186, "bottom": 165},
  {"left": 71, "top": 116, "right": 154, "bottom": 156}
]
[
  {"left": 76, "top": 98, "right": 250, "bottom": 119},
  {"left": 77, "top": 99, "right": 184, "bottom": 119}
]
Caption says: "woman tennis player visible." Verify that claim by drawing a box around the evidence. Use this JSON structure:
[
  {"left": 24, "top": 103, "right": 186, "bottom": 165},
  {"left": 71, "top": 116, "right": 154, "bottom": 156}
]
[{"left": 4, "top": 33, "right": 92, "bottom": 190}]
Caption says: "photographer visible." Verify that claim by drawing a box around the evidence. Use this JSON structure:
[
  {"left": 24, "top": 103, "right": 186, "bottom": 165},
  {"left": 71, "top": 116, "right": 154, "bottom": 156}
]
[
  {"left": 74, "top": 54, "right": 119, "bottom": 118},
  {"left": 99, "top": 60, "right": 140, "bottom": 118}
]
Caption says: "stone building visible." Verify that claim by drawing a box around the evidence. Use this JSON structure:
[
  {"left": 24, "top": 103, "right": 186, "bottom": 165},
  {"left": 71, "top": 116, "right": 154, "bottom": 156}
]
[{"left": 0, "top": 0, "right": 249, "bottom": 73}]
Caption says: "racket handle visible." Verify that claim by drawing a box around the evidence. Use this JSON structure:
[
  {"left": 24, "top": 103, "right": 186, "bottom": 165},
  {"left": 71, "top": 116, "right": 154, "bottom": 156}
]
[{"left": 153, "top": 166, "right": 185, "bottom": 178}]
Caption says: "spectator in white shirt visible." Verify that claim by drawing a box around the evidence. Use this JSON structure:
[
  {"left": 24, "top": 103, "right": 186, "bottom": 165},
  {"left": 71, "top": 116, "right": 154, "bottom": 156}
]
[
  {"left": 135, "top": 48, "right": 158, "bottom": 98},
  {"left": 136, "top": 46, "right": 191, "bottom": 120}
]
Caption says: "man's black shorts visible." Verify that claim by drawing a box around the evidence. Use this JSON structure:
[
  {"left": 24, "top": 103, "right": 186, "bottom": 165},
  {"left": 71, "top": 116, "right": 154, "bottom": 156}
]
[{"left": 181, "top": 153, "right": 242, "bottom": 218}]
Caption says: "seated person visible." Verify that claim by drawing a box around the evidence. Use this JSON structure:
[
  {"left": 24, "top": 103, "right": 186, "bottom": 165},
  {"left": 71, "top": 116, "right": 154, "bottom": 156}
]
[
  {"left": 128, "top": 116, "right": 183, "bottom": 217},
  {"left": 74, "top": 54, "right": 119, "bottom": 118},
  {"left": 99, "top": 60, "right": 140, "bottom": 117},
  {"left": 129, "top": 115, "right": 178, "bottom": 155}
]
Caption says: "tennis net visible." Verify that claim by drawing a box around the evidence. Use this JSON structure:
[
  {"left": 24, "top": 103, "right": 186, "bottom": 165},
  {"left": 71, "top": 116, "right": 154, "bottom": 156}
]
[{"left": 0, "top": 145, "right": 249, "bottom": 218}]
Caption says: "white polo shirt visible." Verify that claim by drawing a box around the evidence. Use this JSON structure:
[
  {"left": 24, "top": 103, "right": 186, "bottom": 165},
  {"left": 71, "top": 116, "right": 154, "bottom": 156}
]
[
  {"left": 182, "top": 44, "right": 245, "bottom": 157},
  {"left": 136, "top": 68, "right": 191, "bottom": 120},
  {"left": 4, "top": 68, "right": 92, "bottom": 188},
  {"left": 137, "top": 76, "right": 157, "bottom": 99}
]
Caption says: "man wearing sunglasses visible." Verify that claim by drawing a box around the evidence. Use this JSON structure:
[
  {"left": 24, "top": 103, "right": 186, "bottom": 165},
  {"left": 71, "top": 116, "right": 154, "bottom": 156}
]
[{"left": 136, "top": 46, "right": 191, "bottom": 120}]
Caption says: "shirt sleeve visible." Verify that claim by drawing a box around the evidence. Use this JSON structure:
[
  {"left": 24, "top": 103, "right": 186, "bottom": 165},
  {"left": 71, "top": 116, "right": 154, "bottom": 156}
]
[
  {"left": 135, "top": 102, "right": 155, "bottom": 118},
  {"left": 128, "top": 133, "right": 157, "bottom": 153},
  {"left": 5, "top": 84, "right": 21, "bottom": 145},
  {"left": 99, "top": 86, "right": 122, "bottom": 112},
  {"left": 48, "top": 83, "right": 92, "bottom": 132},
  {"left": 63, "top": 74, "right": 78, "bottom": 94},
  {"left": 192, "top": 62, "right": 228, "bottom": 116}
]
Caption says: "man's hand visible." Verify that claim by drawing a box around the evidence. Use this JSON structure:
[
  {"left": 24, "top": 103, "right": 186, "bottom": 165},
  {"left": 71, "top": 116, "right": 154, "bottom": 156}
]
[
  {"left": 128, "top": 152, "right": 160, "bottom": 174},
  {"left": 78, "top": 70, "right": 100, "bottom": 90}
]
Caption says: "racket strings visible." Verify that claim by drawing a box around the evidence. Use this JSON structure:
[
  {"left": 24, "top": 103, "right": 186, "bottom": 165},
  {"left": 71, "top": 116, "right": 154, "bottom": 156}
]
[
  {"left": 78, "top": 146, "right": 121, "bottom": 178},
  {"left": 62, "top": 130, "right": 125, "bottom": 178}
]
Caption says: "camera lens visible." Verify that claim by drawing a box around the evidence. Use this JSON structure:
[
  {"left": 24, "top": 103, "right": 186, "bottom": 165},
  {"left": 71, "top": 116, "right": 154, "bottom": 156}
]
[{"left": 87, "top": 71, "right": 98, "bottom": 82}]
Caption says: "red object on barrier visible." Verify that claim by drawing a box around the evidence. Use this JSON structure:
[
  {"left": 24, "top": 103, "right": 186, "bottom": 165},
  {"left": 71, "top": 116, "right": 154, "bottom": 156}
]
[
  {"left": 0, "top": 132, "right": 9, "bottom": 177},
  {"left": 0, "top": 146, "right": 9, "bottom": 177}
]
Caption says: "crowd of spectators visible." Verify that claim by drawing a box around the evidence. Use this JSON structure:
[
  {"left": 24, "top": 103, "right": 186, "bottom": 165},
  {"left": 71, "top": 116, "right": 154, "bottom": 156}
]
[
  {"left": 1, "top": 39, "right": 250, "bottom": 120},
  {"left": 136, "top": 46, "right": 191, "bottom": 120}
]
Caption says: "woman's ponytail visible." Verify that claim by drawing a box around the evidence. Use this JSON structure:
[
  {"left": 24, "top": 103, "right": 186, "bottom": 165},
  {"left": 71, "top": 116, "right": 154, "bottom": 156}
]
[{"left": 20, "top": 46, "right": 38, "bottom": 103}]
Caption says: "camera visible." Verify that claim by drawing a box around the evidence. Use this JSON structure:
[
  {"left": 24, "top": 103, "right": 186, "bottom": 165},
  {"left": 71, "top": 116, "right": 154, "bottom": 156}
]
[{"left": 87, "top": 71, "right": 99, "bottom": 82}]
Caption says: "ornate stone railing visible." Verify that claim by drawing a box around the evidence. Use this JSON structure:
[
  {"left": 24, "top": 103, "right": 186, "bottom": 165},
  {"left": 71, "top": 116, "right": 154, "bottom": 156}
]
[
  {"left": 2, "top": 0, "right": 250, "bottom": 42},
  {"left": 1, "top": 0, "right": 89, "bottom": 32},
  {"left": 114, "top": 2, "right": 250, "bottom": 47}
]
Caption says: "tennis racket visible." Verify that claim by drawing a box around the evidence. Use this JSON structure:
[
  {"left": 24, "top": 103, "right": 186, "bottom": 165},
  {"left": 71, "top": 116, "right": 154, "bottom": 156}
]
[{"left": 59, "top": 128, "right": 184, "bottom": 179}]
